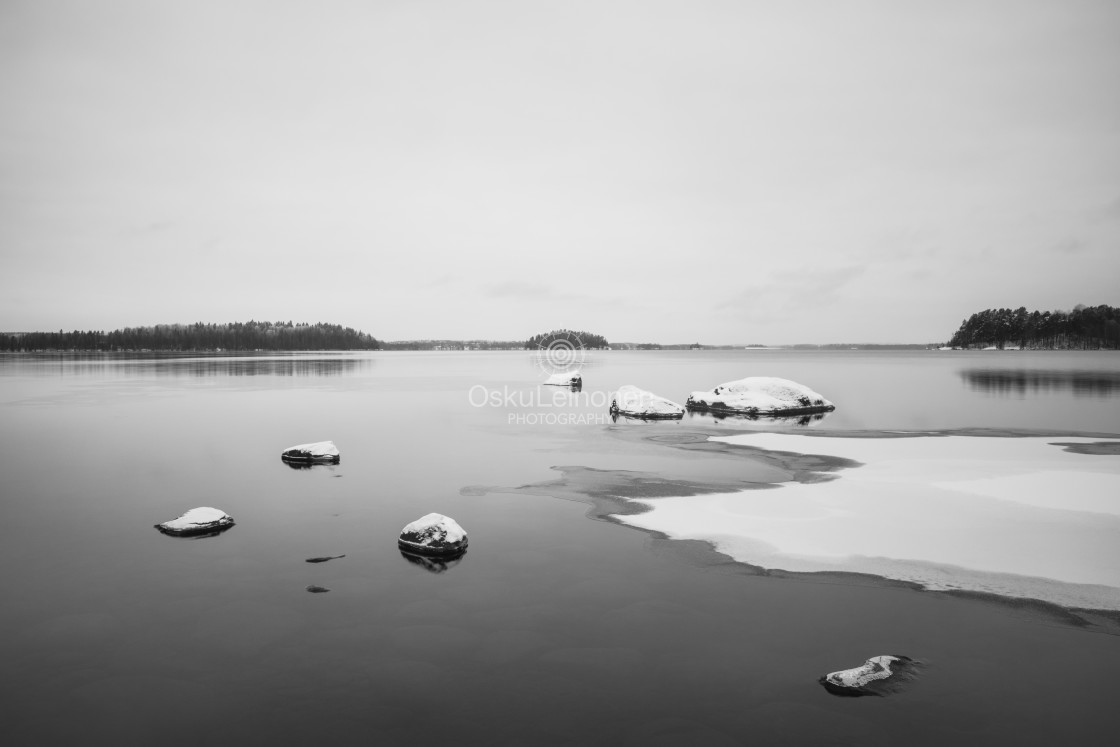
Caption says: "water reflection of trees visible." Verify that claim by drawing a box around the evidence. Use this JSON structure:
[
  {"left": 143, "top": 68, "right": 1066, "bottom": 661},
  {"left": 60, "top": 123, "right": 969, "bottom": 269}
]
[
  {"left": 960, "top": 368, "right": 1120, "bottom": 397},
  {"left": 149, "top": 358, "right": 371, "bottom": 377},
  {"left": 21, "top": 353, "right": 373, "bottom": 378}
]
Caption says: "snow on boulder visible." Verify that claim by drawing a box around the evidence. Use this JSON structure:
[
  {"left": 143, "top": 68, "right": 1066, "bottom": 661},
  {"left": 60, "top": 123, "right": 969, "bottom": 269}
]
[
  {"left": 610, "top": 385, "right": 685, "bottom": 419},
  {"left": 544, "top": 371, "right": 582, "bottom": 387},
  {"left": 397, "top": 513, "right": 468, "bottom": 556},
  {"left": 685, "top": 377, "right": 835, "bottom": 416},
  {"left": 819, "top": 655, "right": 916, "bottom": 697},
  {"left": 281, "top": 440, "right": 340, "bottom": 464},
  {"left": 155, "top": 507, "right": 235, "bottom": 537}
]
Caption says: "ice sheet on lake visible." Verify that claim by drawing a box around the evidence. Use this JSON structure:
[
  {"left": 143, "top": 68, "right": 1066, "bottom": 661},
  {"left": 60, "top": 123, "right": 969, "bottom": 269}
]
[{"left": 614, "top": 434, "right": 1120, "bottom": 610}]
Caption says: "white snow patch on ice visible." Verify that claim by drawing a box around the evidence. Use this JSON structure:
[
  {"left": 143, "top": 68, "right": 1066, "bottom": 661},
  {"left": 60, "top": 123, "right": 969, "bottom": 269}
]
[{"left": 614, "top": 434, "right": 1120, "bottom": 610}]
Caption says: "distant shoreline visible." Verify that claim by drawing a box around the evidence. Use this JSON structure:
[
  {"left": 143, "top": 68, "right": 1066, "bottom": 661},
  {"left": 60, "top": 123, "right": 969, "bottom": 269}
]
[{"left": 4, "top": 345, "right": 1119, "bottom": 354}]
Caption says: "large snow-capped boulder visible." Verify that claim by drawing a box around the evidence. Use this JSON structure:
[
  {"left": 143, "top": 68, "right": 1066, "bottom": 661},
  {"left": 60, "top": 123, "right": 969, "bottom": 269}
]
[
  {"left": 610, "top": 385, "right": 685, "bottom": 419},
  {"left": 685, "top": 377, "right": 835, "bottom": 416},
  {"left": 281, "top": 440, "right": 340, "bottom": 464},
  {"left": 397, "top": 513, "right": 468, "bottom": 556},
  {"left": 819, "top": 655, "right": 915, "bottom": 697},
  {"left": 544, "top": 371, "right": 582, "bottom": 387},
  {"left": 155, "top": 507, "right": 235, "bottom": 537}
]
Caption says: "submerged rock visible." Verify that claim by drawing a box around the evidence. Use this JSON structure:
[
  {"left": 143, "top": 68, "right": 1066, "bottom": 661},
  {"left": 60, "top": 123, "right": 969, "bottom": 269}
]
[
  {"left": 685, "top": 377, "right": 835, "bottom": 416},
  {"left": 610, "top": 385, "right": 685, "bottom": 419},
  {"left": 155, "top": 507, "right": 235, "bottom": 537},
  {"left": 305, "top": 554, "right": 346, "bottom": 563},
  {"left": 281, "top": 440, "right": 340, "bottom": 464},
  {"left": 820, "top": 655, "right": 916, "bottom": 697},
  {"left": 397, "top": 513, "right": 469, "bottom": 556},
  {"left": 544, "top": 371, "right": 582, "bottom": 387}
]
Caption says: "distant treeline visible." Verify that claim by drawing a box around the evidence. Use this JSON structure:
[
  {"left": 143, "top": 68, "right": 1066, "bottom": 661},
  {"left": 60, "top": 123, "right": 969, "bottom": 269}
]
[
  {"left": 947, "top": 304, "right": 1120, "bottom": 349},
  {"left": 526, "top": 329, "right": 609, "bottom": 349},
  {"left": 383, "top": 340, "right": 525, "bottom": 351},
  {"left": 2, "top": 321, "right": 381, "bottom": 352},
  {"left": 789, "top": 343, "right": 936, "bottom": 350},
  {"left": 611, "top": 343, "right": 738, "bottom": 350}
]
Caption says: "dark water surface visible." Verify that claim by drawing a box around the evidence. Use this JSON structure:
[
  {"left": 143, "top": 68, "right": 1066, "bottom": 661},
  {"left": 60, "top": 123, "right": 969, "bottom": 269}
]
[{"left": 1, "top": 350, "right": 1118, "bottom": 745}]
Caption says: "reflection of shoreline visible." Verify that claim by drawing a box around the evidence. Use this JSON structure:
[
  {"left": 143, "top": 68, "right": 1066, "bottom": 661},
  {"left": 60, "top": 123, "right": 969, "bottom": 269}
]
[
  {"left": 961, "top": 368, "right": 1120, "bottom": 397},
  {"left": 5, "top": 353, "right": 373, "bottom": 378}
]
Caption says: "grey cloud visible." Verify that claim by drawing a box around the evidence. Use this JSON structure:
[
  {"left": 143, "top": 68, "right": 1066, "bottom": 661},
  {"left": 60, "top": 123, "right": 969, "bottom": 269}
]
[
  {"left": 486, "top": 282, "right": 561, "bottom": 299},
  {"left": 1052, "top": 238, "right": 1088, "bottom": 254},
  {"left": 714, "top": 265, "right": 867, "bottom": 313},
  {"left": 1088, "top": 197, "right": 1120, "bottom": 223}
]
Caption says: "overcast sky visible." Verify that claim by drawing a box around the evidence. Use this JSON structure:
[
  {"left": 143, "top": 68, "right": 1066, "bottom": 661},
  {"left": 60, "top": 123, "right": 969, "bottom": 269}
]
[{"left": 2, "top": 0, "right": 1117, "bottom": 344}]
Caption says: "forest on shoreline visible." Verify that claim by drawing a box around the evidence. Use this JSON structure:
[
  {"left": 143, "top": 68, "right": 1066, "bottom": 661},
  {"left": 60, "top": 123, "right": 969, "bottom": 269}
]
[
  {"left": 2, "top": 324, "right": 612, "bottom": 352},
  {"left": 947, "top": 304, "right": 1119, "bottom": 349},
  {"left": 1, "top": 321, "right": 381, "bottom": 352}
]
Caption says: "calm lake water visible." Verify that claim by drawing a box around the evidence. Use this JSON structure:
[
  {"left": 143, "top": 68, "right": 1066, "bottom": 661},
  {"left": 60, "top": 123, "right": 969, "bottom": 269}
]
[{"left": 1, "top": 350, "right": 1118, "bottom": 745}]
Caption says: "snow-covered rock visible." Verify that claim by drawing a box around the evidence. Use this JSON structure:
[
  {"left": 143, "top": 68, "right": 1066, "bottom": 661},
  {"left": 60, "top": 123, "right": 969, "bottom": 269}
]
[
  {"left": 685, "top": 377, "right": 834, "bottom": 416},
  {"left": 544, "top": 371, "right": 582, "bottom": 387},
  {"left": 281, "top": 440, "right": 340, "bottom": 464},
  {"left": 155, "top": 507, "right": 235, "bottom": 537},
  {"left": 820, "top": 655, "right": 915, "bottom": 696},
  {"left": 397, "top": 513, "right": 468, "bottom": 556},
  {"left": 610, "top": 385, "right": 685, "bottom": 419}
]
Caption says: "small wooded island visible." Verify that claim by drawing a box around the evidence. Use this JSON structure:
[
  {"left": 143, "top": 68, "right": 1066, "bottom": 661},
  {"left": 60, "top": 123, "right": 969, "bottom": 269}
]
[{"left": 526, "top": 329, "right": 609, "bottom": 349}]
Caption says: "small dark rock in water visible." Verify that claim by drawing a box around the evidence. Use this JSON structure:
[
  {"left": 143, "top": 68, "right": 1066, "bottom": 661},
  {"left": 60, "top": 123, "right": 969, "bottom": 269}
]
[
  {"left": 155, "top": 507, "right": 235, "bottom": 537},
  {"left": 399, "top": 548, "right": 467, "bottom": 573},
  {"left": 305, "top": 585, "right": 331, "bottom": 593},
  {"left": 305, "top": 554, "right": 346, "bottom": 563},
  {"left": 398, "top": 513, "right": 468, "bottom": 556},
  {"left": 819, "top": 655, "right": 917, "bottom": 697}
]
